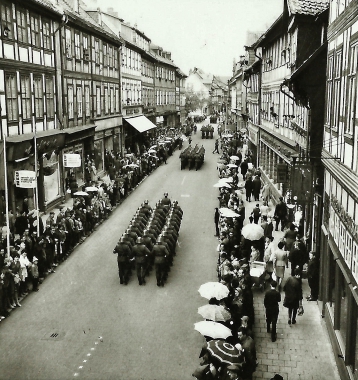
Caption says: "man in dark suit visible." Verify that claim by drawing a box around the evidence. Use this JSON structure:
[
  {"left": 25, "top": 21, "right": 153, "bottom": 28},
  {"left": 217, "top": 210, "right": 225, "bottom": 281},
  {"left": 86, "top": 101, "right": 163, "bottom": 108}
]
[
  {"left": 264, "top": 280, "right": 281, "bottom": 342},
  {"left": 274, "top": 197, "right": 287, "bottom": 231},
  {"left": 252, "top": 175, "right": 261, "bottom": 201}
]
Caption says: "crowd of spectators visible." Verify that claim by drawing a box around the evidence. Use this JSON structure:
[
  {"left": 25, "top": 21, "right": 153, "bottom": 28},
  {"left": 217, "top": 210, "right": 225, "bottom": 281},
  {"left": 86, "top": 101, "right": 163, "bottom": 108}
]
[{"left": 0, "top": 131, "right": 183, "bottom": 321}]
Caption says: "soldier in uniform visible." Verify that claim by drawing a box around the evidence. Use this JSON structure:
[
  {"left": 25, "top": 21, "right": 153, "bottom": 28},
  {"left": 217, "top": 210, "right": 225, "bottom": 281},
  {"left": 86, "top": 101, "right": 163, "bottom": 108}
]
[
  {"left": 113, "top": 236, "right": 132, "bottom": 285},
  {"left": 152, "top": 237, "right": 170, "bottom": 287},
  {"left": 161, "top": 192, "right": 172, "bottom": 209},
  {"left": 132, "top": 237, "right": 151, "bottom": 285}
]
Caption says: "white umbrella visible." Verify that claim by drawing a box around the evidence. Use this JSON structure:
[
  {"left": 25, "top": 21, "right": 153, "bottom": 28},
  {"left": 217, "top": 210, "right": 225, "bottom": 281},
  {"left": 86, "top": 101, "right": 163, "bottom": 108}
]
[
  {"left": 165, "top": 137, "right": 172, "bottom": 140},
  {"left": 148, "top": 149, "right": 157, "bottom": 154},
  {"left": 213, "top": 182, "right": 231, "bottom": 188},
  {"left": 128, "top": 163, "right": 139, "bottom": 168},
  {"left": 125, "top": 153, "right": 134, "bottom": 157},
  {"left": 149, "top": 145, "right": 157, "bottom": 150},
  {"left": 230, "top": 156, "right": 240, "bottom": 160},
  {"left": 198, "top": 305, "right": 231, "bottom": 322},
  {"left": 198, "top": 282, "right": 230, "bottom": 300},
  {"left": 194, "top": 321, "right": 232, "bottom": 340},
  {"left": 73, "top": 191, "right": 89, "bottom": 196},
  {"left": 241, "top": 224, "right": 264, "bottom": 240},
  {"left": 219, "top": 208, "right": 239, "bottom": 218},
  {"left": 85, "top": 186, "right": 99, "bottom": 192},
  {"left": 218, "top": 177, "right": 233, "bottom": 183},
  {"left": 226, "top": 164, "right": 238, "bottom": 168}
]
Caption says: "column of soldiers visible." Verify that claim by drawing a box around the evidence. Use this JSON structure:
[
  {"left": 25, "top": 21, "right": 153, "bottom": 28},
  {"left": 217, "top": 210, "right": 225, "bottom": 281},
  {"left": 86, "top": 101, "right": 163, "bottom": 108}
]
[
  {"left": 113, "top": 193, "right": 183, "bottom": 286},
  {"left": 179, "top": 144, "right": 205, "bottom": 171},
  {"left": 200, "top": 125, "right": 214, "bottom": 139}
]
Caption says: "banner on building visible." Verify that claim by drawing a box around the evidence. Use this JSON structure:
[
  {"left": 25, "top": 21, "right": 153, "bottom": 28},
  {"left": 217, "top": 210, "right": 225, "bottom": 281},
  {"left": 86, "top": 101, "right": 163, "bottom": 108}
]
[
  {"left": 277, "top": 163, "right": 288, "bottom": 182},
  {"left": 15, "top": 170, "right": 37, "bottom": 188},
  {"left": 63, "top": 153, "right": 81, "bottom": 168}
]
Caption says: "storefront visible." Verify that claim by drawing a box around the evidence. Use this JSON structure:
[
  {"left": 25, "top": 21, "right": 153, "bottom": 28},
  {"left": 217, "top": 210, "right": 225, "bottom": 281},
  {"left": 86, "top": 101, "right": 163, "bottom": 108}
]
[
  {"left": 247, "top": 122, "right": 259, "bottom": 167},
  {"left": 5, "top": 129, "right": 66, "bottom": 212},
  {"left": 320, "top": 185, "right": 358, "bottom": 379},
  {"left": 63, "top": 125, "right": 96, "bottom": 192},
  {"left": 124, "top": 115, "right": 157, "bottom": 153}
]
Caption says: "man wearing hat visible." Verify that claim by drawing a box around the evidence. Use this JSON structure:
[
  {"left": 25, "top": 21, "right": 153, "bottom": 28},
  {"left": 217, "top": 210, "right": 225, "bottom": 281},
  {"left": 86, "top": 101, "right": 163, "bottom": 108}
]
[
  {"left": 270, "top": 375, "right": 284, "bottom": 380},
  {"left": 161, "top": 192, "right": 171, "bottom": 209},
  {"left": 132, "top": 237, "right": 150, "bottom": 285}
]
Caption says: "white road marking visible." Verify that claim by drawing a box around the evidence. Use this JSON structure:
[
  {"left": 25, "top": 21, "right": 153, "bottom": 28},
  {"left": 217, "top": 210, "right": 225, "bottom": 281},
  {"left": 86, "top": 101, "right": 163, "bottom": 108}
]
[
  {"left": 181, "top": 194, "right": 190, "bottom": 197},
  {"left": 181, "top": 176, "right": 186, "bottom": 185},
  {"left": 79, "top": 366, "right": 83, "bottom": 369}
]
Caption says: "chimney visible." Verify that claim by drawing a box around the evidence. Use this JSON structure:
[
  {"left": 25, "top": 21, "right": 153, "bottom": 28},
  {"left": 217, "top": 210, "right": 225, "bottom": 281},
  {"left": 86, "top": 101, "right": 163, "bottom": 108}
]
[
  {"left": 97, "top": 7, "right": 102, "bottom": 24},
  {"left": 74, "top": 0, "right": 79, "bottom": 13}
]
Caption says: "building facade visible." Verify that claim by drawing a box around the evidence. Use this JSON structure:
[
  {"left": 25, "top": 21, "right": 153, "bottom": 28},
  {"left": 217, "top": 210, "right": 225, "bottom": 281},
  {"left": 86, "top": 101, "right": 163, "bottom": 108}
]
[{"left": 320, "top": 1, "right": 358, "bottom": 378}]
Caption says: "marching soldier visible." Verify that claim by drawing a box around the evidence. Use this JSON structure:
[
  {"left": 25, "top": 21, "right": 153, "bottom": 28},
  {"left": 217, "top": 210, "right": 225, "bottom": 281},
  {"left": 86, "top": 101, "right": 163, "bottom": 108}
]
[
  {"left": 152, "top": 237, "right": 170, "bottom": 287},
  {"left": 132, "top": 237, "right": 151, "bottom": 285},
  {"left": 113, "top": 236, "right": 132, "bottom": 285}
]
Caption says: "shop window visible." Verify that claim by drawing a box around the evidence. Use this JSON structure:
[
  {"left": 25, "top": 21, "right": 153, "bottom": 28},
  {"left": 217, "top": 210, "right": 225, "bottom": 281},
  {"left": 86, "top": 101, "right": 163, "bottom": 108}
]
[
  {"left": 43, "top": 151, "right": 60, "bottom": 204},
  {"left": 339, "top": 276, "right": 349, "bottom": 345},
  {"left": 94, "top": 139, "right": 103, "bottom": 172},
  {"left": 328, "top": 249, "right": 336, "bottom": 312},
  {"left": 64, "top": 145, "right": 84, "bottom": 186}
]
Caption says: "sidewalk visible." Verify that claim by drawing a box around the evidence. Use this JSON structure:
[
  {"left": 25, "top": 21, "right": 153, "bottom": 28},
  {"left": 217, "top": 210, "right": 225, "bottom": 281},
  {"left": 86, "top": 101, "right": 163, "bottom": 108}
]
[{"left": 241, "top": 198, "right": 340, "bottom": 380}]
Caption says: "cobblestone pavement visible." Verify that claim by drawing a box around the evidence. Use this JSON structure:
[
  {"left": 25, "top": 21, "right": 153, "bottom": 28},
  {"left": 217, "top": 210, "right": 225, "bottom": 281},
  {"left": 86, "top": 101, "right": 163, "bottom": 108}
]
[{"left": 241, "top": 200, "right": 340, "bottom": 380}]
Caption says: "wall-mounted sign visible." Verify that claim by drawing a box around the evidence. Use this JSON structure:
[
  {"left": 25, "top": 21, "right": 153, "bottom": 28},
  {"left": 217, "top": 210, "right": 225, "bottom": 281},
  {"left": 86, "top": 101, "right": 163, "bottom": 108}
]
[
  {"left": 277, "top": 163, "right": 287, "bottom": 182},
  {"left": 15, "top": 170, "right": 37, "bottom": 188},
  {"left": 63, "top": 153, "right": 81, "bottom": 168}
]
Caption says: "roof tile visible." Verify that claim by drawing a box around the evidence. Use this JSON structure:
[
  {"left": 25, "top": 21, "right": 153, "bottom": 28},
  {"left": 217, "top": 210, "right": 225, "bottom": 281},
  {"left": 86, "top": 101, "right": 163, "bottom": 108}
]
[{"left": 288, "top": 0, "right": 329, "bottom": 16}]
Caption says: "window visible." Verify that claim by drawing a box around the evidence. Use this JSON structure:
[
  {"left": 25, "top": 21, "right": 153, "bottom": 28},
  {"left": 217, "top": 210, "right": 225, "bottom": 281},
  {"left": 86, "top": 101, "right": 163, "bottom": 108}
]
[
  {"left": 110, "top": 88, "right": 114, "bottom": 113},
  {"left": 6, "top": 74, "right": 18, "bottom": 122},
  {"left": 77, "top": 86, "right": 82, "bottom": 118},
  {"left": 104, "top": 87, "right": 108, "bottom": 114},
  {"left": 83, "top": 35, "right": 89, "bottom": 61},
  {"left": 65, "top": 28, "right": 72, "bottom": 57},
  {"left": 33, "top": 77, "right": 43, "bottom": 118},
  {"left": 108, "top": 46, "right": 113, "bottom": 67},
  {"left": 20, "top": 75, "right": 31, "bottom": 120},
  {"left": 114, "top": 47, "right": 118, "bottom": 70},
  {"left": 115, "top": 88, "right": 119, "bottom": 112},
  {"left": 43, "top": 20, "right": 51, "bottom": 50},
  {"left": 75, "top": 32, "right": 80, "bottom": 58},
  {"left": 96, "top": 87, "right": 101, "bottom": 115},
  {"left": 346, "top": 44, "right": 358, "bottom": 135},
  {"left": 85, "top": 86, "right": 90, "bottom": 117},
  {"left": 68, "top": 85, "right": 74, "bottom": 119},
  {"left": 94, "top": 39, "right": 100, "bottom": 64},
  {"left": 326, "top": 55, "right": 334, "bottom": 126},
  {"left": 333, "top": 51, "right": 343, "bottom": 129},
  {"left": 45, "top": 77, "right": 54, "bottom": 118},
  {"left": 16, "top": 9, "right": 28, "bottom": 44},
  {"left": 30, "top": 14, "right": 40, "bottom": 48},
  {"left": 103, "top": 44, "right": 107, "bottom": 67},
  {"left": 1, "top": 3, "right": 13, "bottom": 39}
]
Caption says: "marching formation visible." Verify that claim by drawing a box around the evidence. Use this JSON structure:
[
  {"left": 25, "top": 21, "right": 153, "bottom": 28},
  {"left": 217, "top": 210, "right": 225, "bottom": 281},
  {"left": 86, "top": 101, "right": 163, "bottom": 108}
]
[
  {"left": 200, "top": 125, "right": 215, "bottom": 139},
  {"left": 113, "top": 193, "right": 183, "bottom": 286},
  {"left": 179, "top": 144, "right": 206, "bottom": 171}
]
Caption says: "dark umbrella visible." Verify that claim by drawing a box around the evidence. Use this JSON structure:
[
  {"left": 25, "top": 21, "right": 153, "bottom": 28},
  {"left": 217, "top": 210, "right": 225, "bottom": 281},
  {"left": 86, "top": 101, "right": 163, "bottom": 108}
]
[{"left": 206, "top": 340, "right": 244, "bottom": 365}]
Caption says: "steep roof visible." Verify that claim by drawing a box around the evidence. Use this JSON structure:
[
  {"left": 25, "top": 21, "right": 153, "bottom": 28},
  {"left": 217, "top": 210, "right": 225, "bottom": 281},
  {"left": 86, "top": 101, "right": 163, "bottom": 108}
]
[{"left": 287, "top": 0, "right": 329, "bottom": 16}]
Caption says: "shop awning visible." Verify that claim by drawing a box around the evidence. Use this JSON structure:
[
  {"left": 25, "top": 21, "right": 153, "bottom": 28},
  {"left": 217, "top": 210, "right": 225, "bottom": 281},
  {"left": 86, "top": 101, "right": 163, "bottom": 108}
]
[
  {"left": 65, "top": 124, "right": 96, "bottom": 144},
  {"left": 124, "top": 115, "right": 157, "bottom": 133}
]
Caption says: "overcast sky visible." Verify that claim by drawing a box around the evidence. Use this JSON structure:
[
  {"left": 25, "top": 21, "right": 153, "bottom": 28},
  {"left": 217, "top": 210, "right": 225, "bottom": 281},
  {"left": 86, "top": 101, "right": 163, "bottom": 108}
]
[{"left": 85, "top": 0, "right": 283, "bottom": 76}]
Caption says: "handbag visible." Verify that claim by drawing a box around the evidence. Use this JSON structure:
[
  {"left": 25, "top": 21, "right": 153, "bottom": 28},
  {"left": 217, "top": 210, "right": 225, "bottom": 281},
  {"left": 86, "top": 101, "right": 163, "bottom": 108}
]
[{"left": 298, "top": 305, "right": 304, "bottom": 316}]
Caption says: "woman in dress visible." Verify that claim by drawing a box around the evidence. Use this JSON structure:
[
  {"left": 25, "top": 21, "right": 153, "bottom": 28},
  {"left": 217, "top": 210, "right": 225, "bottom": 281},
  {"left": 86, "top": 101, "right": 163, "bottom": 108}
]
[
  {"left": 283, "top": 268, "right": 303, "bottom": 324},
  {"left": 284, "top": 223, "right": 297, "bottom": 251},
  {"left": 271, "top": 241, "right": 288, "bottom": 290}
]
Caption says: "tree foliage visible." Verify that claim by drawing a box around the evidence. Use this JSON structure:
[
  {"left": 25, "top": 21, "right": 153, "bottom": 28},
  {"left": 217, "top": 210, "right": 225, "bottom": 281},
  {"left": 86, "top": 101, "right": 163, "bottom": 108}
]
[{"left": 183, "top": 89, "right": 208, "bottom": 115}]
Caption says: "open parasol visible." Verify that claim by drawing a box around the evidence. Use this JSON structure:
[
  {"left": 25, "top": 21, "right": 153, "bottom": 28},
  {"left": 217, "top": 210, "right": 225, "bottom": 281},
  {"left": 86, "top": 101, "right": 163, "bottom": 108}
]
[
  {"left": 85, "top": 186, "right": 98, "bottom": 192},
  {"left": 198, "top": 304, "right": 231, "bottom": 322},
  {"left": 219, "top": 208, "right": 239, "bottom": 218},
  {"left": 230, "top": 155, "right": 240, "bottom": 160},
  {"left": 226, "top": 164, "right": 238, "bottom": 168},
  {"left": 213, "top": 182, "right": 231, "bottom": 188},
  {"left": 206, "top": 340, "right": 244, "bottom": 365},
  {"left": 194, "top": 321, "right": 232, "bottom": 340},
  {"left": 241, "top": 223, "right": 264, "bottom": 240},
  {"left": 73, "top": 191, "right": 89, "bottom": 196},
  {"left": 218, "top": 177, "right": 233, "bottom": 183},
  {"left": 198, "top": 282, "right": 229, "bottom": 300}
]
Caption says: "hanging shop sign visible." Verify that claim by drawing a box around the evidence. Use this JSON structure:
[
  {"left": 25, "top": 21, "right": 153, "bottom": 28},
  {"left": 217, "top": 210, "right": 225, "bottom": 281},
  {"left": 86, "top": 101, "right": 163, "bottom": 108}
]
[
  {"left": 14, "top": 170, "right": 37, "bottom": 188},
  {"left": 63, "top": 153, "right": 81, "bottom": 168},
  {"left": 277, "top": 163, "right": 288, "bottom": 182}
]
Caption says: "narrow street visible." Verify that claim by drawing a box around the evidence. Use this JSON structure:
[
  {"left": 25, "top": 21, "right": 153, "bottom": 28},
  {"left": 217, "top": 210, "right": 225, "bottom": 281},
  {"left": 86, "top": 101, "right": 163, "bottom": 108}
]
[{"left": 0, "top": 122, "right": 220, "bottom": 380}]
